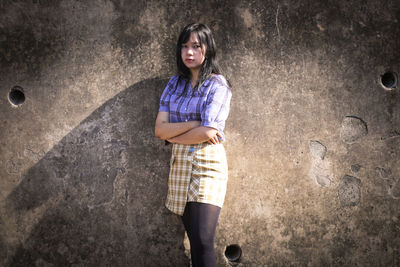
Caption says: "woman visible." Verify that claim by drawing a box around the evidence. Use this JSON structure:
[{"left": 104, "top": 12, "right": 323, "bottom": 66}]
[{"left": 155, "top": 23, "right": 232, "bottom": 267}]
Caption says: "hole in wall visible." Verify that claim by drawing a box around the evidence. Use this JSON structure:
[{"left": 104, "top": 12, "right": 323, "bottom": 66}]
[
  {"left": 224, "top": 244, "right": 242, "bottom": 262},
  {"left": 381, "top": 71, "right": 398, "bottom": 89},
  {"left": 8, "top": 86, "right": 25, "bottom": 106}
]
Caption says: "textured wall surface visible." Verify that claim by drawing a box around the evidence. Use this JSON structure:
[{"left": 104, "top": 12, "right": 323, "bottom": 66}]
[{"left": 1, "top": 0, "right": 400, "bottom": 266}]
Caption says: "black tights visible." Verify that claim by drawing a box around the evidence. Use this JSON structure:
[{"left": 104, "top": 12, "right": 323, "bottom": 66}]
[{"left": 181, "top": 202, "right": 221, "bottom": 267}]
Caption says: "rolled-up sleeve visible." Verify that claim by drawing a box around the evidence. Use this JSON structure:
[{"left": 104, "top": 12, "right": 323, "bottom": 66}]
[
  {"left": 201, "top": 81, "right": 232, "bottom": 130},
  {"left": 159, "top": 76, "right": 178, "bottom": 112}
]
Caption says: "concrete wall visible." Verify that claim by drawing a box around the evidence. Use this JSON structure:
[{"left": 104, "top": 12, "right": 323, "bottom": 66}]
[{"left": 1, "top": 0, "right": 399, "bottom": 266}]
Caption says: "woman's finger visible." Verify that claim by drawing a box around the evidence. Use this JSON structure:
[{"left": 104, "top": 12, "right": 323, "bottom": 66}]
[{"left": 212, "top": 135, "right": 219, "bottom": 144}]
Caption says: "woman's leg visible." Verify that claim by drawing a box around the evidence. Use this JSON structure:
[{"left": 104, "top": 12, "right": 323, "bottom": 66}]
[{"left": 181, "top": 202, "right": 221, "bottom": 267}]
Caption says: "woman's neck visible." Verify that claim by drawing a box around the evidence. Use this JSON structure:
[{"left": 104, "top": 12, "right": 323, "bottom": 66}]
[{"left": 190, "top": 69, "right": 200, "bottom": 88}]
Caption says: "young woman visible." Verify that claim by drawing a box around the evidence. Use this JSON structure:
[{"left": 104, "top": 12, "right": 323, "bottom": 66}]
[{"left": 155, "top": 23, "right": 232, "bottom": 267}]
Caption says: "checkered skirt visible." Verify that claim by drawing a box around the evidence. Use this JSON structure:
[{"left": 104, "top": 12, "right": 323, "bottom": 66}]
[{"left": 165, "top": 143, "right": 228, "bottom": 216}]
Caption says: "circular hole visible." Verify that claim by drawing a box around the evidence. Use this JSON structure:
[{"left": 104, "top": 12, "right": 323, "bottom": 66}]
[
  {"left": 8, "top": 86, "right": 25, "bottom": 106},
  {"left": 381, "top": 71, "right": 398, "bottom": 89},
  {"left": 224, "top": 244, "right": 242, "bottom": 262}
]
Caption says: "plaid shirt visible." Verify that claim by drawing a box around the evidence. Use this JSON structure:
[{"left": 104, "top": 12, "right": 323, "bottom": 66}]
[{"left": 159, "top": 75, "right": 232, "bottom": 141}]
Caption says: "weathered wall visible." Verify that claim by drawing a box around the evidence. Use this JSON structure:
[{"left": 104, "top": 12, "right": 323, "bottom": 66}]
[{"left": 1, "top": 0, "right": 399, "bottom": 266}]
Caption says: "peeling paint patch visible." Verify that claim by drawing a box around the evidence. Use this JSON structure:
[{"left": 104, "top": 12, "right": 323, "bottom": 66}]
[
  {"left": 24, "top": 148, "right": 45, "bottom": 162},
  {"left": 390, "top": 179, "right": 400, "bottom": 199},
  {"left": 340, "top": 116, "right": 368, "bottom": 144},
  {"left": 5, "top": 159, "right": 22, "bottom": 174},
  {"left": 309, "top": 140, "right": 332, "bottom": 187},
  {"left": 315, "top": 13, "right": 326, "bottom": 31},
  {"left": 239, "top": 8, "right": 255, "bottom": 28},
  {"left": 338, "top": 175, "right": 361, "bottom": 206},
  {"left": 381, "top": 130, "right": 400, "bottom": 140},
  {"left": 309, "top": 140, "right": 327, "bottom": 160},
  {"left": 351, "top": 164, "right": 361, "bottom": 173},
  {"left": 375, "top": 167, "right": 392, "bottom": 180},
  {"left": 315, "top": 173, "right": 331, "bottom": 187}
]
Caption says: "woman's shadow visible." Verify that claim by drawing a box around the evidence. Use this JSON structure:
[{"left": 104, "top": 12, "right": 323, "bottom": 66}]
[{"left": 4, "top": 78, "right": 189, "bottom": 266}]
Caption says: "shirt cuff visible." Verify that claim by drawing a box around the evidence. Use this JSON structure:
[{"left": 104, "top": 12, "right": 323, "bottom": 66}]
[
  {"left": 159, "top": 106, "right": 169, "bottom": 112},
  {"left": 201, "top": 121, "right": 219, "bottom": 130}
]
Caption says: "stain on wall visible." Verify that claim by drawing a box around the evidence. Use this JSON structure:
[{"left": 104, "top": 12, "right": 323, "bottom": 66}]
[{"left": 0, "top": 0, "right": 399, "bottom": 266}]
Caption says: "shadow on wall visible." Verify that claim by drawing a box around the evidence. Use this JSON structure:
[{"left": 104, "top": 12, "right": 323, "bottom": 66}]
[{"left": 4, "top": 78, "right": 189, "bottom": 266}]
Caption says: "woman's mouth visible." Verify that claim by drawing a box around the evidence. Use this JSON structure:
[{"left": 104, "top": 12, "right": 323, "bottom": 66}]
[{"left": 185, "top": 59, "right": 194, "bottom": 63}]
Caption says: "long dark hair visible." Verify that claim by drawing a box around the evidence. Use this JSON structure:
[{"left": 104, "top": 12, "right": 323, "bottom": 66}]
[{"left": 176, "top": 23, "right": 223, "bottom": 88}]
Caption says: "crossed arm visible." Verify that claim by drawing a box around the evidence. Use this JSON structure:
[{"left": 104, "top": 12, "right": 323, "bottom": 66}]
[{"left": 154, "top": 111, "right": 221, "bottom": 145}]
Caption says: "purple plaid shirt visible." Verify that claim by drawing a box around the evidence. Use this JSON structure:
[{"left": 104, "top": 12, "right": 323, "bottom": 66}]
[{"left": 159, "top": 74, "right": 232, "bottom": 141}]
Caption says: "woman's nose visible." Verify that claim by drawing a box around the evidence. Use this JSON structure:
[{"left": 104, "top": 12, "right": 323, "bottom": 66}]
[{"left": 187, "top": 48, "right": 194, "bottom": 55}]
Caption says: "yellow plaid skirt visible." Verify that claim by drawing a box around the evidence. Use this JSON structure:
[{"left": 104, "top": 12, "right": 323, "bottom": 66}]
[{"left": 165, "top": 143, "right": 228, "bottom": 216}]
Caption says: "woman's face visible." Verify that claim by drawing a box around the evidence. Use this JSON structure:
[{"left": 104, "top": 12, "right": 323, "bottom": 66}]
[{"left": 181, "top": 33, "right": 206, "bottom": 73}]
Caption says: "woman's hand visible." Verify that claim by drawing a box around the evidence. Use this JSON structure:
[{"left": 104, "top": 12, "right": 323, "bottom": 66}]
[{"left": 207, "top": 132, "right": 222, "bottom": 145}]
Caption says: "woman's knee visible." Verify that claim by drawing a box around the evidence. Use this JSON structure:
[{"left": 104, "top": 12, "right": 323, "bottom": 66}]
[{"left": 192, "top": 229, "right": 215, "bottom": 249}]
